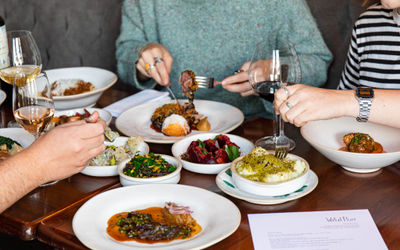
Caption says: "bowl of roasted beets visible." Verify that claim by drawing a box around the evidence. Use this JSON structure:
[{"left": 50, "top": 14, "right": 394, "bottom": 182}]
[{"left": 171, "top": 133, "right": 254, "bottom": 174}]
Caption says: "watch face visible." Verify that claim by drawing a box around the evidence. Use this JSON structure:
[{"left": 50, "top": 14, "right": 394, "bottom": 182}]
[{"left": 357, "top": 87, "right": 374, "bottom": 98}]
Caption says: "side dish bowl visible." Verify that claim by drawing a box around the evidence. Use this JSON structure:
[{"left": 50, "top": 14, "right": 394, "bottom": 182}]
[
  {"left": 171, "top": 133, "right": 254, "bottom": 174},
  {"left": 301, "top": 116, "right": 400, "bottom": 173},
  {"left": 231, "top": 151, "right": 310, "bottom": 196},
  {"left": 54, "top": 108, "right": 112, "bottom": 126},
  {"left": 45, "top": 67, "right": 117, "bottom": 110},
  {"left": 118, "top": 154, "right": 182, "bottom": 186},
  {"left": 80, "top": 136, "right": 149, "bottom": 177}
]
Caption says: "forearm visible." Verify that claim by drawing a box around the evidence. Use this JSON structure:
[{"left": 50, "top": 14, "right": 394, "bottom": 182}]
[
  {"left": 0, "top": 151, "right": 42, "bottom": 213},
  {"left": 334, "top": 89, "right": 400, "bottom": 128}
]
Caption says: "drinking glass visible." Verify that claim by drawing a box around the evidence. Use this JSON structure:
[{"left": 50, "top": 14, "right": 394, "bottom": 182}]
[
  {"left": 0, "top": 30, "right": 42, "bottom": 128},
  {"left": 248, "top": 41, "right": 301, "bottom": 150},
  {"left": 0, "top": 30, "right": 41, "bottom": 85},
  {"left": 13, "top": 72, "right": 57, "bottom": 186}
]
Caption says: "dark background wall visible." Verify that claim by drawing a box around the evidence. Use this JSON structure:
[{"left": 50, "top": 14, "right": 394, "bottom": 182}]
[{"left": 0, "top": 0, "right": 378, "bottom": 89}]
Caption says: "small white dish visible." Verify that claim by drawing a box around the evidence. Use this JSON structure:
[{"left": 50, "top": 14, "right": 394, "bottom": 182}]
[
  {"left": 80, "top": 136, "right": 149, "bottom": 177},
  {"left": 45, "top": 67, "right": 117, "bottom": 110},
  {"left": 0, "top": 128, "right": 34, "bottom": 148},
  {"left": 118, "top": 154, "right": 181, "bottom": 186},
  {"left": 216, "top": 167, "right": 318, "bottom": 205},
  {"left": 72, "top": 184, "right": 241, "bottom": 250},
  {"left": 171, "top": 133, "right": 254, "bottom": 174},
  {"left": 231, "top": 152, "right": 310, "bottom": 196},
  {"left": 115, "top": 99, "right": 244, "bottom": 144},
  {"left": 0, "top": 90, "right": 6, "bottom": 106},
  {"left": 301, "top": 116, "right": 400, "bottom": 173},
  {"left": 54, "top": 108, "right": 112, "bottom": 126}
]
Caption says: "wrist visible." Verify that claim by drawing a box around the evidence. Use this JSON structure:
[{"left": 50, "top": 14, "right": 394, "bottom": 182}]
[{"left": 336, "top": 90, "right": 358, "bottom": 118}]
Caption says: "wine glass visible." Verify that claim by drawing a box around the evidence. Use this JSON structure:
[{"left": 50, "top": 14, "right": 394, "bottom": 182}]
[
  {"left": 248, "top": 41, "right": 301, "bottom": 150},
  {"left": 13, "top": 72, "right": 54, "bottom": 139},
  {"left": 0, "top": 30, "right": 42, "bottom": 128},
  {"left": 13, "top": 72, "right": 56, "bottom": 186}
]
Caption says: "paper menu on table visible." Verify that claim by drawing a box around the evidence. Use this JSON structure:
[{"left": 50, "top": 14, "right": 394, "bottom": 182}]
[{"left": 248, "top": 209, "right": 387, "bottom": 250}]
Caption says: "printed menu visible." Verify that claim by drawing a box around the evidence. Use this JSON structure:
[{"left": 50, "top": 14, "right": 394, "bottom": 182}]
[{"left": 248, "top": 209, "right": 387, "bottom": 250}]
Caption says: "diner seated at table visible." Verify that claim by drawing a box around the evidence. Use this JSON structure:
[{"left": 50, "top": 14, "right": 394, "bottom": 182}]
[
  {"left": 274, "top": 84, "right": 400, "bottom": 128},
  {"left": 116, "top": 0, "right": 332, "bottom": 118},
  {"left": 0, "top": 112, "right": 106, "bottom": 213}
]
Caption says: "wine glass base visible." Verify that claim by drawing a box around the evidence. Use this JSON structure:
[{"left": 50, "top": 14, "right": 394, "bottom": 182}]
[
  {"left": 40, "top": 180, "right": 59, "bottom": 187},
  {"left": 255, "top": 136, "right": 296, "bottom": 151}
]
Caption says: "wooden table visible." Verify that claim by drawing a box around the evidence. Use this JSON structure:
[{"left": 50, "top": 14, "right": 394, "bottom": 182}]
[{"left": 1, "top": 88, "right": 400, "bottom": 249}]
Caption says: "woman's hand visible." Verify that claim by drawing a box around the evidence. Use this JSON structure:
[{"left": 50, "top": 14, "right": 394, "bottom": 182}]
[
  {"left": 136, "top": 43, "right": 173, "bottom": 86},
  {"left": 220, "top": 61, "right": 256, "bottom": 96},
  {"left": 274, "top": 84, "right": 357, "bottom": 127},
  {"left": 25, "top": 112, "right": 106, "bottom": 183}
]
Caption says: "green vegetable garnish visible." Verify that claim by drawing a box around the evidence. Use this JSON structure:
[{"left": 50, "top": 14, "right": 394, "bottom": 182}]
[
  {"left": 225, "top": 144, "right": 240, "bottom": 162},
  {"left": 0, "top": 136, "right": 20, "bottom": 150},
  {"left": 197, "top": 139, "right": 205, "bottom": 148}
]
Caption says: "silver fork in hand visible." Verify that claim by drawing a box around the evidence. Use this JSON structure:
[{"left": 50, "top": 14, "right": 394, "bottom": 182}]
[
  {"left": 195, "top": 76, "right": 220, "bottom": 89},
  {"left": 274, "top": 137, "right": 290, "bottom": 160}
]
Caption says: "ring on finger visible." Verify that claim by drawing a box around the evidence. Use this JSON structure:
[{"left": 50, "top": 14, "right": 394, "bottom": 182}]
[
  {"left": 282, "top": 86, "right": 290, "bottom": 97},
  {"left": 286, "top": 101, "right": 293, "bottom": 109},
  {"left": 154, "top": 57, "right": 163, "bottom": 66},
  {"left": 145, "top": 63, "right": 154, "bottom": 75}
]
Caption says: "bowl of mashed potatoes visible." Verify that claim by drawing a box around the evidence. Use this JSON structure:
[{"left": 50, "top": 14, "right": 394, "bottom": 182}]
[{"left": 231, "top": 147, "right": 309, "bottom": 196}]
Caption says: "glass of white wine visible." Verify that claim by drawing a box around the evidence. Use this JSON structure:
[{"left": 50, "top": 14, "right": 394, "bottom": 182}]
[
  {"left": 13, "top": 72, "right": 54, "bottom": 139},
  {"left": 13, "top": 72, "right": 56, "bottom": 186},
  {"left": 0, "top": 30, "right": 41, "bottom": 85}
]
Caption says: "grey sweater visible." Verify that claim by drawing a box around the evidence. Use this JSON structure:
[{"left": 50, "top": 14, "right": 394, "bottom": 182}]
[{"left": 116, "top": 0, "right": 332, "bottom": 118}]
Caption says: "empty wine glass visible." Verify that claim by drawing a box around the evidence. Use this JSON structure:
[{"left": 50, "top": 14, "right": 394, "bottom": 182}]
[{"left": 248, "top": 40, "right": 301, "bottom": 150}]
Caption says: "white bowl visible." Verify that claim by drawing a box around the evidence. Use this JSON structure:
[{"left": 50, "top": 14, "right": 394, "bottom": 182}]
[
  {"left": 45, "top": 67, "right": 117, "bottom": 110},
  {"left": 54, "top": 108, "right": 112, "bottom": 126},
  {"left": 0, "top": 128, "right": 34, "bottom": 148},
  {"left": 301, "top": 116, "right": 400, "bottom": 173},
  {"left": 80, "top": 136, "right": 149, "bottom": 177},
  {"left": 171, "top": 133, "right": 254, "bottom": 174},
  {"left": 231, "top": 152, "right": 310, "bottom": 196},
  {"left": 118, "top": 154, "right": 182, "bottom": 186}
]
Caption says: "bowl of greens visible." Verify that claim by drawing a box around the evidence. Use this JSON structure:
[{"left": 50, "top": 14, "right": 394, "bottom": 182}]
[{"left": 118, "top": 153, "right": 182, "bottom": 186}]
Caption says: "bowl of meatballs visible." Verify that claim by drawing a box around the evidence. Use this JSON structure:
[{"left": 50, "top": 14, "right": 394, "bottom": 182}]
[{"left": 301, "top": 116, "right": 400, "bottom": 173}]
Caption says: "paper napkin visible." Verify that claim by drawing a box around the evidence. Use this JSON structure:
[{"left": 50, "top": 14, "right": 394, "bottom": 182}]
[{"left": 104, "top": 89, "right": 171, "bottom": 117}]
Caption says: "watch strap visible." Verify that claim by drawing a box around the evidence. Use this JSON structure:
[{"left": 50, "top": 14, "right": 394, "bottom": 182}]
[{"left": 356, "top": 97, "right": 372, "bottom": 122}]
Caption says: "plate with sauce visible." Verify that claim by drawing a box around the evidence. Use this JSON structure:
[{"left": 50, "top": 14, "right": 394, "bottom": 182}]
[
  {"left": 115, "top": 99, "right": 244, "bottom": 144},
  {"left": 72, "top": 184, "right": 241, "bottom": 250}
]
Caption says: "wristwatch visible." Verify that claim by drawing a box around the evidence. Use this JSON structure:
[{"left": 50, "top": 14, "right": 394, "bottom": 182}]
[{"left": 355, "top": 86, "right": 374, "bottom": 122}]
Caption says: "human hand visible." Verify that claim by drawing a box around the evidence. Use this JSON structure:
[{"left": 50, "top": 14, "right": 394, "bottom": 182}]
[
  {"left": 25, "top": 112, "right": 106, "bottom": 183},
  {"left": 220, "top": 61, "right": 256, "bottom": 97},
  {"left": 274, "top": 84, "right": 356, "bottom": 127},
  {"left": 136, "top": 42, "right": 173, "bottom": 86}
]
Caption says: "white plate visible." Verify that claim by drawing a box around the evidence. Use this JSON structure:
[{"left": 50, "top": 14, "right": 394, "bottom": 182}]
[
  {"left": 115, "top": 99, "right": 244, "bottom": 144},
  {"left": 45, "top": 67, "right": 117, "bottom": 110},
  {"left": 0, "top": 128, "right": 35, "bottom": 148},
  {"left": 72, "top": 184, "right": 241, "bottom": 250},
  {"left": 216, "top": 167, "right": 318, "bottom": 205},
  {"left": 54, "top": 108, "right": 112, "bottom": 126},
  {"left": 0, "top": 90, "right": 6, "bottom": 106},
  {"left": 80, "top": 136, "right": 150, "bottom": 177},
  {"left": 171, "top": 133, "right": 254, "bottom": 174}
]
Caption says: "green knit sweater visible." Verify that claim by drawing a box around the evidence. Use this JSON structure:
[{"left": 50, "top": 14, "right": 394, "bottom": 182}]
[{"left": 116, "top": 0, "right": 332, "bottom": 118}]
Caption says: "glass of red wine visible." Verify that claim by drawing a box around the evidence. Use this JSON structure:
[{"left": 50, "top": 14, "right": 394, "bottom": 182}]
[{"left": 248, "top": 41, "right": 301, "bottom": 150}]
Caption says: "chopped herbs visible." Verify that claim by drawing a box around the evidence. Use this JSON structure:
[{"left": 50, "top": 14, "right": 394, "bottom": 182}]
[{"left": 123, "top": 153, "right": 176, "bottom": 178}]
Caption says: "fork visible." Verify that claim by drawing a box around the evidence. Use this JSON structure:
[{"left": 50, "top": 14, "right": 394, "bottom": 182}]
[
  {"left": 195, "top": 76, "right": 218, "bottom": 89},
  {"left": 274, "top": 136, "right": 290, "bottom": 160}
]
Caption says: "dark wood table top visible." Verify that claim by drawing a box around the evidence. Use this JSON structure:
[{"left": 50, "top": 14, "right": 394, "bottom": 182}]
[{"left": 1, "top": 88, "right": 400, "bottom": 249}]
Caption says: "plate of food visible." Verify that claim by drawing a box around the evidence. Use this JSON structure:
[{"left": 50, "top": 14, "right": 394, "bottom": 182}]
[
  {"left": 52, "top": 108, "right": 112, "bottom": 127},
  {"left": 215, "top": 147, "right": 318, "bottom": 204},
  {"left": 171, "top": 133, "right": 254, "bottom": 174},
  {"left": 45, "top": 67, "right": 117, "bottom": 110},
  {"left": 0, "top": 128, "right": 34, "bottom": 161},
  {"left": 115, "top": 99, "right": 244, "bottom": 144},
  {"left": 72, "top": 184, "right": 241, "bottom": 250},
  {"left": 80, "top": 136, "right": 149, "bottom": 177}
]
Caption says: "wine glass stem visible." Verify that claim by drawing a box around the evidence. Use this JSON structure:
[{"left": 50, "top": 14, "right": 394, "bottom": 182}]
[
  {"left": 278, "top": 114, "right": 285, "bottom": 137},
  {"left": 272, "top": 108, "right": 279, "bottom": 143}
]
